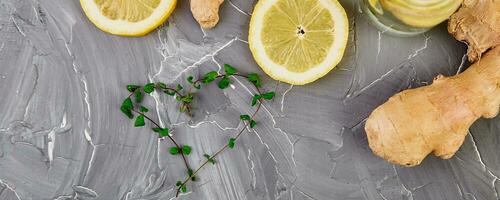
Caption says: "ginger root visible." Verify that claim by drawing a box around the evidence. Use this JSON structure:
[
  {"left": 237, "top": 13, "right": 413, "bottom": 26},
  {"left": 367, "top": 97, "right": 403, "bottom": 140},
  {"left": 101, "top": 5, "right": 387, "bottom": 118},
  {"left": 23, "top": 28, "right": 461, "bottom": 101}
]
[
  {"left": 365, "top": 47, "right": 500, "bottom": 166},
  {"left": 190, "top": 0, "right": 224, "bottom": 29},
  {"left": 448, "top": 0, "right": 500, "bottom": 62}
]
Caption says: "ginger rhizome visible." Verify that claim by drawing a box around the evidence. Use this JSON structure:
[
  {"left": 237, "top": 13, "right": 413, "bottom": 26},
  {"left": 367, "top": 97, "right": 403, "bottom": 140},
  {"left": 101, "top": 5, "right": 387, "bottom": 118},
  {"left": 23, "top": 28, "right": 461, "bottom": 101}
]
[
  {"left": 190, "top": 0, "right": 224, "bottom": 29},
  {"left": 365, "top": 47, "right": 500, "bottom": 166},
  {"left": 448, "top": 0, "right": 500, "bottom": 62}
]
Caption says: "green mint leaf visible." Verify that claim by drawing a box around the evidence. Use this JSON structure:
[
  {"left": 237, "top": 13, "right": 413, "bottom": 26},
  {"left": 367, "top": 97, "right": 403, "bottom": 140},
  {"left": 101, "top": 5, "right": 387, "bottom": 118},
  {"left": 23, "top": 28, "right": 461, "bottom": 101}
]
[
  {"left": 181, "top": 185, "right": 187, "bottom": 193},
  {"left": 134, "top": 90, "right": 143, "bottom": 103},
  {"left": 127, "top": 85, "right": 141, "bottom": 92},
  {"left": 159, "top": 129, "right": 169, "bottom": 137},
  {"left": 247, "top": 73, "right": 261, "bottom": 87},
  {"left": 120, "top": 106, "right": 133, "bottom": 119},
  {"left": 165, "top": 89, "right": 176, "bottom": 96},
  {"left": 250, "top": 120, "right": 257, "bottom": 128},
  {"left": 156, "top": 82, "right": 167, "bottom": 89},
  {"left": 187, "top": 76, "right": 194, "bottom": 83},
  {"left": 176, "top": 181, "right": 182, "bottom": 186},
  {"left": 262, "top": 92, "right": 276, "bottom": 100},
  {"left": 251, "top": 95, "right": 262, "bottom": 106},
  {"left": 122, "top": 97, "right": 133, "bottom": 110},
  {"left": 177, "top": 84, "right": 183, "bottom": 91},
  {"left": 202, "top": 71, "right": 218, "bottom": 84},
  {"left": 140, "top": 106, "right": 149, "bottom": 112},
  {"left": 120, "top": 98, "right": 134, "bottom": 119},
  {"left": 187, "top": 168, "right": 197, "bottom": 181},
  {"left": 169, "top": 147, "right": 180, "bottom": 155},
  {"left": 218, "top": 77, "right": 230, "bottom": 89},
  {"left": 228, "top": 138, "right": 236, "bottom": 149},
  {"left": 134, "top": 116, "right": 145, "bottom": 127},
  {"left": 240, "top": 114, "right": 251, "bottom": 121},
  {"left": 181, "top": 93, "right": 194, "bottom": 103},
  {"left": 224, "top": 64, "right": 237, "bottom": 75},
  {"left": 152, "top": 128, "right": 162, "bottom": 132},
  {"left": 143, "top": 83, "right": 155, "bottom": 93},
  {"left": 182, "top": 145, "right": 192, "bottom": 155},
  {"left": 203, "top": 154, "right": 216, "bottom": 164}
]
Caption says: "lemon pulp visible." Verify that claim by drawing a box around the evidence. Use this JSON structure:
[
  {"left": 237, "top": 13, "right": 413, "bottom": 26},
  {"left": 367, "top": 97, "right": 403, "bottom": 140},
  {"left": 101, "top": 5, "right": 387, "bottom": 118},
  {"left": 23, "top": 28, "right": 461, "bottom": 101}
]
[
  {"left": 249, "top": 0, "right": 349, "bottom": 85},
  {"left": 94, "top": 0, "right": 160, "bottom": 22},
  {"left": 80, "top": 0, "right": 177, "bottom": 36}
]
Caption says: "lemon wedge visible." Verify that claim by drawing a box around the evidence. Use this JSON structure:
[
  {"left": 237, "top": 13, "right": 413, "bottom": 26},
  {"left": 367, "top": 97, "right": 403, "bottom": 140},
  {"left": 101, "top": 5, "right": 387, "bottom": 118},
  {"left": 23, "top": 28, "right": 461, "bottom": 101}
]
[
  {"left": 80, "top": 0, "right": 177, "bottom": 36},
  {"left": 249, "top": 0, "right": 349, "bottom": 85}
]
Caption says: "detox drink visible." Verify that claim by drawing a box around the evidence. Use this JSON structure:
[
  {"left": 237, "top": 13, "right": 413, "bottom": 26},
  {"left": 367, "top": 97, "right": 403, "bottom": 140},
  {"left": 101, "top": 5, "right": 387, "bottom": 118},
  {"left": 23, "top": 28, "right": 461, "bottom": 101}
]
[{"left": 363, "top": 0, "right": 463, "bottom": 37}]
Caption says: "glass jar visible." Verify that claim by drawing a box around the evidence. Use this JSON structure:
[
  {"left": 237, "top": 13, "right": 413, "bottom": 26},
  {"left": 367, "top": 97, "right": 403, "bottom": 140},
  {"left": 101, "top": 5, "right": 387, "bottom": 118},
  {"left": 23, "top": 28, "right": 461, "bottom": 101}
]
[{"left": 362, "top": 0, "right": 463, "bottom": 37}]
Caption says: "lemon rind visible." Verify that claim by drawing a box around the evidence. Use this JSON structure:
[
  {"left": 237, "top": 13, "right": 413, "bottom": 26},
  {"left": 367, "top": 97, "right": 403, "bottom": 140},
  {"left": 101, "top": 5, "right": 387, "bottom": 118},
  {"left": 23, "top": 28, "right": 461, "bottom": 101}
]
[
  {"left": 249, "top": 0, "right": 349, "bottom": 85},
  {"left": 80, "top": 0, "right": 177, "bottom": 36}
]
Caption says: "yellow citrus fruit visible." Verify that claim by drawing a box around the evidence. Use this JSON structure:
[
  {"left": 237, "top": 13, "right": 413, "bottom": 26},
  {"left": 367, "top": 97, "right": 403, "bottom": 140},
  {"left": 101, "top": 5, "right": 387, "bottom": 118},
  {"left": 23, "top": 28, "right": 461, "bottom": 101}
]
[
  {"left": 80, "top": 0, "right": 177, "bottom": 36},
  {"left": 249, "top": 0, "right": 349, "bottom": 85}
]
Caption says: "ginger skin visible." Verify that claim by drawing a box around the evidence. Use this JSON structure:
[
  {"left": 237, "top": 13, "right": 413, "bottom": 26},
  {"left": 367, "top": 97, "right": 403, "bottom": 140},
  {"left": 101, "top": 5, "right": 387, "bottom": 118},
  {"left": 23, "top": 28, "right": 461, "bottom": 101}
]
[
  {"left": 190, "top": 0, "right": 224, "bottom": 29},
  {"left": 365, "top": 47, "right": 500, "bottom": 166},
  {"left": 448, "top": 0, "right": 500, "bottom": 62}
]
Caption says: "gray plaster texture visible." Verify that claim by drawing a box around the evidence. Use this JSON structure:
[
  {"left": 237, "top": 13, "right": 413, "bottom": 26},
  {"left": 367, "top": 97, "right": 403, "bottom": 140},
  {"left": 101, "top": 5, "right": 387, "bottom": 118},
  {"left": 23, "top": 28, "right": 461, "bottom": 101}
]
[{"left": 0, "top": 0, "right": 498, "bottom": 200}]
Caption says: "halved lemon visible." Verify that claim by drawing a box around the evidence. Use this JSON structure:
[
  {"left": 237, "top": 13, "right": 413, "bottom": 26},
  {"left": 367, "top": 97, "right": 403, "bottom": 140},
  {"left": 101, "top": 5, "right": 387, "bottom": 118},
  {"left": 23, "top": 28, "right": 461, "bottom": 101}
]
[
  {"left": 80, "top": 0, "right": 177, "bottom": 36},
  {"left": 249, "top": 0, "right": 349, "bottom": 85}
]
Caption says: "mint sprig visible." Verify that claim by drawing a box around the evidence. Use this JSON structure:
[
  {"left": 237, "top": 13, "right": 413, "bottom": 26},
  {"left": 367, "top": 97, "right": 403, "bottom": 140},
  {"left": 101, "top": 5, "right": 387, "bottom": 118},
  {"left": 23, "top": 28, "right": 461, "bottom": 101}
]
[{"left": 119, "top": 64, "right": 276, "bottom": 197}]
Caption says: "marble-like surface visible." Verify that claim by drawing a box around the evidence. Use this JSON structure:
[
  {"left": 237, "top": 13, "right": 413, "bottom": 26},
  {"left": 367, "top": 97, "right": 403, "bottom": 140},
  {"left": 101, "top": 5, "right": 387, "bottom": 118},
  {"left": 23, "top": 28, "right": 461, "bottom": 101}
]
[{"left": 0, "top": 0, "right": 499, "bottom": 199}]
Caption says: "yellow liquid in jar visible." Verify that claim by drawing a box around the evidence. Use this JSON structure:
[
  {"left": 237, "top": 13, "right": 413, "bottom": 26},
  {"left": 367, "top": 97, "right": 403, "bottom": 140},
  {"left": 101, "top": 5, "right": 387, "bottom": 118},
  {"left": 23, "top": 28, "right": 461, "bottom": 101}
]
[{"left": 364, "top": 0, "right": 462, "bottom": 36}]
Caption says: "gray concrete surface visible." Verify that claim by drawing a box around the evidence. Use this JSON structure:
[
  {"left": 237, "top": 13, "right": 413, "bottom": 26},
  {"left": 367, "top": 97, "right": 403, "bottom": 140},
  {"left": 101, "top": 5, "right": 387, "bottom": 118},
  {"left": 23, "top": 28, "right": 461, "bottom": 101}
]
[{"left": 0, "top": 0, "right": 498, "bottom": 199}]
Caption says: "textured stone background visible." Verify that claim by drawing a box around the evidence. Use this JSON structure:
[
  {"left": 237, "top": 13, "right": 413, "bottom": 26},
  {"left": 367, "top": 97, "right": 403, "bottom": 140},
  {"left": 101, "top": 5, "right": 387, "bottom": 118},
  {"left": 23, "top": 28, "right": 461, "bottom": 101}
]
[{"left": 1, "top": 0, "right": 499, "bottom": 199}]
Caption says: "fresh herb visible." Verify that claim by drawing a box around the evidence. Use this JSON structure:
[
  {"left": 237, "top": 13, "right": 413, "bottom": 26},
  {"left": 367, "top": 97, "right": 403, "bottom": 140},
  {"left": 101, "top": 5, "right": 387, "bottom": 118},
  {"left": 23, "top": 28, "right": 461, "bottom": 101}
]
[
  {"left": 170, "top": 147, "right": 180, "bottom": 155},
  {"left": 247, "top": 73, "right": 261, "bottom": 87},
  {"left": 140, "top": 106, "right": 149, "bottom": 112},
  {"left": 120, "top": 97, "right": 134, "bottom": 119},
  {"left": 251, "top": 94, "right": 261, "bottom": 106},
  {"left": 143, "top": 83, "right": 155, "bottom": 93},
  {"left": 228, "top": 138, "right": 236, "bottom": 149},
  {"left": 224, "top": 64, "right": 237, "bottom": 75},
  {"left": 182, "top": 145, "right": 192, "bottom": 155},
  {"left": 203, "top": 154, "right": 216, "bottom": 164},
  {"left": 218, "top": 76, "right": 230, "bottom": 89},
  {"left": 127, "top": 85, "right": 141, "bottom": 92},
  {"left": 134, "top": 116, "right": 145, "bottom": 127},
  {"left": 120, "top": 64, "right": 276, "bottom": 197}
]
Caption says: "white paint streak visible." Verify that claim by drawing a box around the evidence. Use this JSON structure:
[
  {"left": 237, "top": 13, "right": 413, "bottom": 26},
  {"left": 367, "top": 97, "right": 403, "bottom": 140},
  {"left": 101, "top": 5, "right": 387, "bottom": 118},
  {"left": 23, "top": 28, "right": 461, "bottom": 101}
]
[
  {"left": 407, "top": 34, "right": 430, "bottom": 60},
  {"left": 280, "top": 85, "right": 293, "bottom": 112}
]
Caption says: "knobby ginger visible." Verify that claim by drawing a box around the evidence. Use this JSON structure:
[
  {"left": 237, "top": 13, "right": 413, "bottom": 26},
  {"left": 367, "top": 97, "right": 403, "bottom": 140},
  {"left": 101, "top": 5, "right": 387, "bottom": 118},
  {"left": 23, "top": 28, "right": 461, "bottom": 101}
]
[
  {"left": 365, "top": 47, "right": 500, "bottom": 166},
  {"left": 448, "top": 0, "right": 500, "bottom": 62},
  {"left": 190, "top": 0, "right": 224, "bottom": 29}
]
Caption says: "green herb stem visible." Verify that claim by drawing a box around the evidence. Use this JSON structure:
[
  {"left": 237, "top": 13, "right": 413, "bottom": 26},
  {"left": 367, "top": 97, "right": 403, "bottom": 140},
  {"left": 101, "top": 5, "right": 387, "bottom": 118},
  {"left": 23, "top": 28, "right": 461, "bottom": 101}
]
[
  {"left": 175, "top": 75, "right": 263, "bottom": 197},
  {"left": 130, "top": 108, "right": 191, "bottom": 172},
  {"left": 123, "top": 67, "right": 272, "bottom": 198},
  {"left": 157, "top": 87, "right": 192, "bottom": 116}
]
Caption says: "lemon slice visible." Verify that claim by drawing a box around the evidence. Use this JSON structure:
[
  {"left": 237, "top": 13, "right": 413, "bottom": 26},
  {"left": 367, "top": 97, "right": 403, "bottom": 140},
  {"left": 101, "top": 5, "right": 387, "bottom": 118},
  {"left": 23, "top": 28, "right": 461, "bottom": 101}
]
[
  {"left": 80, "top": 0, "right": 177, "bottom": 36},
  {"left": 249, "top": 0, "right": 349, "bottom": 85}
]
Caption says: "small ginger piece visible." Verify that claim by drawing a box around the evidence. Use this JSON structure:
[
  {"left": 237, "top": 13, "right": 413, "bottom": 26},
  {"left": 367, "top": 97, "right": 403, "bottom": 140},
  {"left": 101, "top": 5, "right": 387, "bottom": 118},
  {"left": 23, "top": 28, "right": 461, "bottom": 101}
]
[
  {"left": 365, "top": 47, "right": 500, "bottom": 166},
  {"left": 190, "top": 0, "right": 224, "bottom": 29},
  {"left": 448, "top": 0, "right": 500, "bottom": 62}
]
